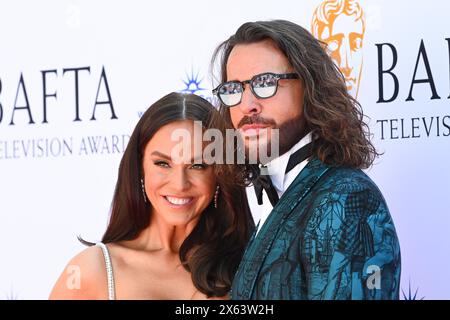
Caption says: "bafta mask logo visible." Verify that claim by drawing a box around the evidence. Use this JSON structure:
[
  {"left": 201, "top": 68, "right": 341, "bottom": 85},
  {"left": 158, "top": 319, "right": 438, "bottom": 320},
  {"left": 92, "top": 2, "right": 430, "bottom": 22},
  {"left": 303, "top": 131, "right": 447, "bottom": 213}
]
[{"left": 312, "top": 0, "right": 366, "bottom": 98}]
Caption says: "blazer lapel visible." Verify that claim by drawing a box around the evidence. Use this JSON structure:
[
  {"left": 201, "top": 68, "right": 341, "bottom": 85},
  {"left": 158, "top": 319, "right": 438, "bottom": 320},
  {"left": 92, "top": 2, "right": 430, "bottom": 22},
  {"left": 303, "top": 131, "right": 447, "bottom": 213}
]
[{"left": 233, "top": 158, "right": 331, "bottom": 299}]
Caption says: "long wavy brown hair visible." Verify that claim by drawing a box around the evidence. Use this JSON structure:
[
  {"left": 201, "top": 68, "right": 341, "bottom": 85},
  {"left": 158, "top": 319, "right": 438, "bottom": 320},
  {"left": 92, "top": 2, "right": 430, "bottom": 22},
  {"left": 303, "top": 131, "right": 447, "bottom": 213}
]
[
  {"left": 211, "top": 19, "right": 379, "bottom": 169},
  {"left": 81, "top": 92, "right": 254, "bottom": 297}
]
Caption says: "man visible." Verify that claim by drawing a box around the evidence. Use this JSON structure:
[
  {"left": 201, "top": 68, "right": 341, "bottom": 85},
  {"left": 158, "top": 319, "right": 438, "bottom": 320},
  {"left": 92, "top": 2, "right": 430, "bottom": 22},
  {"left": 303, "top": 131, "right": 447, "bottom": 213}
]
[
  {"left": 212, "top": 20, "right": 401, "bottom": 299},
  {"left": 312, "top": 0, "right": 365, "bottom": 98}
]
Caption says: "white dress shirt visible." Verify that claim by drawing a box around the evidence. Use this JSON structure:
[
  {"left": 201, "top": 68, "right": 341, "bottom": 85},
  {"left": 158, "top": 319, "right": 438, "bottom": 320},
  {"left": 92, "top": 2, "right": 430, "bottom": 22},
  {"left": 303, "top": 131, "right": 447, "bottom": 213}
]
[{"left": 246, "top": 132, "right": 313, "bottom": 236}]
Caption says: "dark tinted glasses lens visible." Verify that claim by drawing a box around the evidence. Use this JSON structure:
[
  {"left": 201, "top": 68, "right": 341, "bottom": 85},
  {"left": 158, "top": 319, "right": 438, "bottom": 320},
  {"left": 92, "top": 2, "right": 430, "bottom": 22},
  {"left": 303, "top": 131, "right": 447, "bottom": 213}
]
[
  {"left": 218, "top": 82, "right": 243, "bottom": 106},
  {"left": 251, "top": 73, "right": 278, "bottom": 98}
]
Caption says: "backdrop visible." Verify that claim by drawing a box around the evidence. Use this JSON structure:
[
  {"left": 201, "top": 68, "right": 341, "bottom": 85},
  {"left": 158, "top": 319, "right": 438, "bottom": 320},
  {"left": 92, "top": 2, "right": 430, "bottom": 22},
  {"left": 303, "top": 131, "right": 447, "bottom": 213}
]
[{"left": 0, "top": 0, "right": 449, "bottom": 299}]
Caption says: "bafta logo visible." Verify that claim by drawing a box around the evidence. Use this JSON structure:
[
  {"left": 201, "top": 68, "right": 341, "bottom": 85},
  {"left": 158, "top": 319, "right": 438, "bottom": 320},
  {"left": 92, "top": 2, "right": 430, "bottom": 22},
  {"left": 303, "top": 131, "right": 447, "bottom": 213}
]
[{"left": 312, "top": 0, "right": 366, "bottom": 98}]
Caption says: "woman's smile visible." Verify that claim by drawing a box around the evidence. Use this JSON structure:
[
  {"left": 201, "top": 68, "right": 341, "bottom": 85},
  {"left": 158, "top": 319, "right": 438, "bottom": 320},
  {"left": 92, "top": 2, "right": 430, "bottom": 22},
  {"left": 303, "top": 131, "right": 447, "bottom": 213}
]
[{"left": 163, "top": 195, "right": 195, "bottom": 208}]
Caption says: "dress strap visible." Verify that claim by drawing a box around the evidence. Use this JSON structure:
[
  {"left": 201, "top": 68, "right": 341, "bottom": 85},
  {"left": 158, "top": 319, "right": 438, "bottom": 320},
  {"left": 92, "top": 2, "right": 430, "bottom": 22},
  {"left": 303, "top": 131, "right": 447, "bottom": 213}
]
[{"left": 96, "top": 242, "right": 116, "bottom": 300}]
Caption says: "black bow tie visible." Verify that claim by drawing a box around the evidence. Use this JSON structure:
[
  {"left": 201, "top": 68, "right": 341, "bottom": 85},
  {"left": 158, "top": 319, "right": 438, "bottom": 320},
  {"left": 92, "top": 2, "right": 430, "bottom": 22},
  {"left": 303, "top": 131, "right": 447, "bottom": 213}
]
[{"left": 252, "top": 143, "right": 312, "bottom": 206}]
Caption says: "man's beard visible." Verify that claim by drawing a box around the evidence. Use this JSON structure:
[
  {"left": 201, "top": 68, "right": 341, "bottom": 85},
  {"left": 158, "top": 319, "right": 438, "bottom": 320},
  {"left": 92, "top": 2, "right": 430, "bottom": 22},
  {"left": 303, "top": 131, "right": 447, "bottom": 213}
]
[{"left": 237, "top": 114, "right": 306, "bottom": 164}]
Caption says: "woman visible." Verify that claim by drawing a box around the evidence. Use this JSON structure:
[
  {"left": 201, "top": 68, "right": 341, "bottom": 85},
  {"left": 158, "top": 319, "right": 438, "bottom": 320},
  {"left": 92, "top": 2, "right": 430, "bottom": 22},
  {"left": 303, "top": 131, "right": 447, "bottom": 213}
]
[{"left": 49, "top": 92, "right": 254, "bottom": 299}]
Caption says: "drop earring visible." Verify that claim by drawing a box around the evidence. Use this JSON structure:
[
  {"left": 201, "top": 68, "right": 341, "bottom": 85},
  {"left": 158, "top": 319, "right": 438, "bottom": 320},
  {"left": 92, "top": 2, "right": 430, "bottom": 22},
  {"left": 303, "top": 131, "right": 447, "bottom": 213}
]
[
  {"left": 141, "top": 178, "right": 147, "bottom": 203},
  {"left": 214, "top": 185, "right": 220, "bottom": 209}
]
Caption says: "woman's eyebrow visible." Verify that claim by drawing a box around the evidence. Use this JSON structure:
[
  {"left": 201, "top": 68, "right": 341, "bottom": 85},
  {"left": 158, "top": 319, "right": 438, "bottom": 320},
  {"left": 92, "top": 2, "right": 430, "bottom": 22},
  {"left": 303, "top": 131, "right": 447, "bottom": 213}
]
[
  {"left": 150, "top": 151, "right": 171, "bottom": 159},
  {"left": 151, "top": 150, "right": 205, "bottom": 164}
]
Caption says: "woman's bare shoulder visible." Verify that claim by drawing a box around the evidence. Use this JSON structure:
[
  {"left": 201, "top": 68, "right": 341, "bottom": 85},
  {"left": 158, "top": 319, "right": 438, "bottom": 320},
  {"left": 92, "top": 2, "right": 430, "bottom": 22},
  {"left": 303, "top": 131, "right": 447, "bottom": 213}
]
[{"left": 49, "top": 245, "right": 109, "bottom": 300}]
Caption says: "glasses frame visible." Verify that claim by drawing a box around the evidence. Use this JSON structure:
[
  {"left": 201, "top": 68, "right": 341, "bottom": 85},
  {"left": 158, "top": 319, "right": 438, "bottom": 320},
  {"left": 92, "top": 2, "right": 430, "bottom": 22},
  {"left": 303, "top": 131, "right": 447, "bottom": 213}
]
[{"left": 212, "top": 72, "right": 300, "bottom": 107}]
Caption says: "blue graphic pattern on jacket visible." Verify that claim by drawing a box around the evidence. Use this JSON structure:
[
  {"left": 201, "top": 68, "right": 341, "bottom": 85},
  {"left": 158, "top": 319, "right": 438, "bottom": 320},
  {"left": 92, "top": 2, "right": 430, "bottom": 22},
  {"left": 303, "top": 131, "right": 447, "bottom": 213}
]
[{"left": 231, "top": 158, "right": 401, "bottom": 300}]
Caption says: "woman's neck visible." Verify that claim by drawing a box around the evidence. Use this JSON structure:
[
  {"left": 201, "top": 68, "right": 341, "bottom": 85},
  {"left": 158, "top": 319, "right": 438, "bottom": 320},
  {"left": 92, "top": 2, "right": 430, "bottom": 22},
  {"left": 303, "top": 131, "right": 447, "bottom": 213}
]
[{"left": 131, "top": 213, "right": 199, "bottom": 254}]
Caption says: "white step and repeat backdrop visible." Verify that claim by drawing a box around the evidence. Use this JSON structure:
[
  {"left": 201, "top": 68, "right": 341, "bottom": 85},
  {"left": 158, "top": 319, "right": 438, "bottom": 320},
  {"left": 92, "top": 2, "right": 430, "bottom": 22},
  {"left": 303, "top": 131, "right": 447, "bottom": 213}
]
[{"left": 0, "top": 0, "right": 449, "bottom": 299}]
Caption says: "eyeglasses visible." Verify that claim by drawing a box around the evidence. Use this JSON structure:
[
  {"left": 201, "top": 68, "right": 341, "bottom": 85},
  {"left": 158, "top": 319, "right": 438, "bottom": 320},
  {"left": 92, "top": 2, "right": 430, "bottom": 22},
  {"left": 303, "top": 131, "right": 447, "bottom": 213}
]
[{"left": 212, "top": 72, "right": 300, "bottom": 107}]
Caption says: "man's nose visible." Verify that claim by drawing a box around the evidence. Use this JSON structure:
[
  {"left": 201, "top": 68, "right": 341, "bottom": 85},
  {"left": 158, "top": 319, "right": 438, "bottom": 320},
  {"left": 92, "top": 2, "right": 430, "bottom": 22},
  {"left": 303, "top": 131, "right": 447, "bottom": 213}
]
[{"left": 237, "top": 83, "right": 262, "bottom": 115}]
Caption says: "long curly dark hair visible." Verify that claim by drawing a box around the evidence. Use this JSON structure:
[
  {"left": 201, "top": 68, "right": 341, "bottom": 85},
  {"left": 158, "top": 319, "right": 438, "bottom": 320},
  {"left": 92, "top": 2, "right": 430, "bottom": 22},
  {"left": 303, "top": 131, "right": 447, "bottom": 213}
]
[
  {"left": 82, "top": 92, "right": 254, "bottom": 297},
  {"left": 211, "top": 19, "right": 379, "bottom": 169}
]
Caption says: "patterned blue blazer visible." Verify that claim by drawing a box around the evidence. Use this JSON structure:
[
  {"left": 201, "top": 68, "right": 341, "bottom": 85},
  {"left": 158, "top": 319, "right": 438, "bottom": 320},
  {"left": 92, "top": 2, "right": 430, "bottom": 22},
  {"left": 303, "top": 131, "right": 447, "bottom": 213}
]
[{"left": 231, "top": 158, "right": 401, "bottom": 300}]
